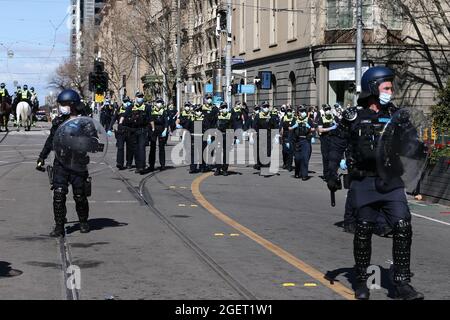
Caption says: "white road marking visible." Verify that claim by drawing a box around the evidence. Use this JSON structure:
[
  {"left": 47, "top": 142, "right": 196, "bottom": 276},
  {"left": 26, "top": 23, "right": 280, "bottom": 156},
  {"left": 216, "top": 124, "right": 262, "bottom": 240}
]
[{"left": 411, "top": 212, "right": 450, "bottom": 226}]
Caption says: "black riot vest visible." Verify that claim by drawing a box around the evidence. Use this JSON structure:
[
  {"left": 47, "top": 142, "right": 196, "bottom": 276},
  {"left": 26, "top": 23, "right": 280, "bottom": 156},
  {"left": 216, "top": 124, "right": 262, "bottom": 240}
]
[{"left": 348, "top": 109, "right": 392, "bottom": 172}]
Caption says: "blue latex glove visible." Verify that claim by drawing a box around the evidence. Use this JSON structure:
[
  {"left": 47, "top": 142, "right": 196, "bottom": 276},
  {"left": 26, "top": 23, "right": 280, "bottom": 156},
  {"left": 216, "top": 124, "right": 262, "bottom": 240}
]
[
  {"left": 249, "top": 135, "right": 255, "bottom": 145},
  {"left": 340, "top": 159, "right": 347, "bottom": 170},
  {"left": 306, "top": 123, "right": 311, "bottom": 129},
  {"left": 207, "top": 136, "right": 212, "bottom": 145},
  {"left": 235, "top": 138, "right": 240, "bottom": 145},
  {"left": 311, "top": 137, "right": 316, "bottom": 144},
  {"left": 161, "top": 129, "right": 167, "bottom": 137},
  {"left": 107, "top": 130, "right": 113, "bottom": 137},
  {"left": 289, "top": 123, "right": 299, "bottom": 130},
  {"left": 286, "top": 143, "right": 290, "bottom": 149},
  {"left": 176, "top": 124, "right": 183, "bottom": 129},
  {"left": 329, "top": 124, "right": 337, "bottom": 131}
]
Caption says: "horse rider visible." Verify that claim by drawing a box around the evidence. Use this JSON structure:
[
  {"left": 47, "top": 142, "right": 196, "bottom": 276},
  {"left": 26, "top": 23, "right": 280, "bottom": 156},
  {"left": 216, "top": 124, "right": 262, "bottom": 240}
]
[
  {"left": 20, "top": 84, "right": 32, "bottom": 105},
  {"left": 0, "top": 83, "right": 11, "bottom": 104}
]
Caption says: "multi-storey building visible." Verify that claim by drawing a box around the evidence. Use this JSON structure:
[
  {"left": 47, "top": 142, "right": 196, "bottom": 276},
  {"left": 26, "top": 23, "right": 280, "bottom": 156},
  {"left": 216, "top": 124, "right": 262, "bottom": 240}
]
[{"left": 231, "top": 0, "right": 450, "bottom": 112}]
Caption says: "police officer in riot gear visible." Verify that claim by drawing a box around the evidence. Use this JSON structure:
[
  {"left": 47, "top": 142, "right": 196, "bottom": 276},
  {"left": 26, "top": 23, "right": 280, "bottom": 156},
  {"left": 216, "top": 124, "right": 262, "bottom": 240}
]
[
  {"left": 166, "top": 103, "right": 178, "bottom": 133},
  {"left": 327, "top": 66, "right": 425, "bottom": 300},
  {"left": 108, "top": 96, "right": 134, "bottom": 170},
  {"left": 36, "top": 89, "right": 95, "bottom": 237},
  {"left": 122, "top": 92, "right": 150, "bottom": 174},
  {"left": 149, "top": 97, "right": 169, "bottom": 171}
]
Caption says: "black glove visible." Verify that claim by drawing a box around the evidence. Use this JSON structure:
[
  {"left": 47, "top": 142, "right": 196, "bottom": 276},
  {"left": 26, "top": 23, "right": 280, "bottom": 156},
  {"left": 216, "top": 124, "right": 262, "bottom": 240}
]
[
  {"left": 327, "top": 176, "right": 341, "bottom": 192},
  {"left": 36, "top": 158, "right": 45, "bottom": 172}
]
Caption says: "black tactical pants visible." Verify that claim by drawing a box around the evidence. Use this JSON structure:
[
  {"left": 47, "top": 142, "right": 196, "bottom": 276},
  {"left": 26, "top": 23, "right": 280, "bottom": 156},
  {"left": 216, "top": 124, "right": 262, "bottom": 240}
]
[
  {"left": 190, "top": 134, "right": 206, "bottom": 171},
  {"left": 216, "top": 132, "right": 229, "bottom": 172},
  {"left": 320, "top": 135, "right": 331, "bottom": 178},
  {"left": 294, "top": 139, "right": 311, "bottom": 178},
  {"left": 52, "top": 162, "right": 89, "bottom": 226},
  {"left": 116, "top": 127, "right": 135, "bottom": 167},
  {"left": 149, "top": 131, "right": 167, "bottom": 169},
  {"left": 256, "top": 130, "right": 272, "bottom": 167},
  {"left": 130, "top": 128, "right": 147, "bottom": 170},
  {"left": 282, "top": 134, "right": 293, "bottom": 170}
]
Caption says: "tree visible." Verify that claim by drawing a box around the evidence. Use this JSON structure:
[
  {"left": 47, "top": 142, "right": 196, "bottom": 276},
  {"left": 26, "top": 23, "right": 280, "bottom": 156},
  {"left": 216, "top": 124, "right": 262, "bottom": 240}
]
[
  {"left": 374, "top": 0, "right": 450, "bottom": 108},
  {"left": 122, "top": 0, "right": 194, "bottom": 102},
  {"left": 48, "top": 58, "right": 89, "bottom": 99}
]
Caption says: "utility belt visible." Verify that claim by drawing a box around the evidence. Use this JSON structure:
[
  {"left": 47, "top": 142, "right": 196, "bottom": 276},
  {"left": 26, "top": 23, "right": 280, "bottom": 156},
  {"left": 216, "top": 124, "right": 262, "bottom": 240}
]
[
  {"left": 349, "top": 168, "right": 378, "bottom": 179},
  {"left": 48, "top": 164, "right": 92, "bottom": 197}
]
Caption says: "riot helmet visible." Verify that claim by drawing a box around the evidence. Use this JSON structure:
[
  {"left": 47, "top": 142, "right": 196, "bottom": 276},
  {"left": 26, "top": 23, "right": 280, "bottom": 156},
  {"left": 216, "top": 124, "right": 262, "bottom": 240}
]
[
  {"left": 56, "top": 89, "right": 82, "bottom": 115},
  {"left": 0, "top": 83, "right": 5, "bottom": 88},
  {"left": 359, "top": 66, "right": 394, "bottom": 105},
  {"left": 23, "top": 84, "right": 28, "bottom": 90}
]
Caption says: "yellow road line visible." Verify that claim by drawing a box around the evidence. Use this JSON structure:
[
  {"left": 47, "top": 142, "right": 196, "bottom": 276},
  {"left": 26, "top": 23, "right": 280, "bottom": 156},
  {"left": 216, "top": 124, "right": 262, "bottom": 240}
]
[{"left": 191, "top": 172, "right": 355, "bottom": 300}]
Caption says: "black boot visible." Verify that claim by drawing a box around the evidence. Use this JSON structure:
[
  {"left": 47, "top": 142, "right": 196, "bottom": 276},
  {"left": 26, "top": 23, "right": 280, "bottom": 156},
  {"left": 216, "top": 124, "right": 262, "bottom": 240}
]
[
  {"left": 222, "top": 170, "right": 229, "bottom": 176},
  {"left": 75, "top": 194, "right": 89, "bottom": 234},
  {"left": 51, "top": 189, "right": 67, "bottom": 237},
  {"left": 214, "top": 169, "right": 221, "bottom": 176},
  {"left": 353, "top": 221, "right": 375, "bottom": 300},
  {"left": 354, "top": 281, "right": 370, "bottom": 300},
  {"left": 49, "top": 224, "right": 65, "bottom": 237},
  {"left": 79, "top": 221, "right": 90, "bottom": 233},
  {"left": 393, "top": 281, "right": 424, "bottom": 300}
]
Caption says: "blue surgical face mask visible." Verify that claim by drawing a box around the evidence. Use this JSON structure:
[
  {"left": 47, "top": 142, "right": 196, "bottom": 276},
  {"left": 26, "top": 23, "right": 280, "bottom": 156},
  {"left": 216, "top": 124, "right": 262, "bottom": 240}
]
[
  {"left": 379, "top": 92, "right": 391, "bottom": 105},
  {"left": 136, "top": 98, "right": 144, "bottom": 104}
]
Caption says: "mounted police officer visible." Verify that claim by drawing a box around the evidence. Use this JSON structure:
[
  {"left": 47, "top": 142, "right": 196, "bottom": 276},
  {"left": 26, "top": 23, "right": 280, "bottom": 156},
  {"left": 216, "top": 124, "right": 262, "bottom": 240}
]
[
  {"left": 20, "top": 84, "right": 32, "bottom": 105},
  {"left": 327, "top": 66, "right": 425, "bottom": 300},
  {"left": 36, "top": 89, "right": 96, "bottom": 237},
  {"left": 0, "top": 83, "right": 11, "bottom": 103},
  {"left": 108, "top": 96, "right": 134, "bottom": 170},
  {"left": 149, "top": 97, "right": 169, "bottom": 171}
]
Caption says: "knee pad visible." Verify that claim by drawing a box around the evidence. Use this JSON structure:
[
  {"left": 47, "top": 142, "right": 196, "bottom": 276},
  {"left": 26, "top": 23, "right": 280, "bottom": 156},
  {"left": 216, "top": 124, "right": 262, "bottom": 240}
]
[
  {"left": 393, "top": 220, "right": 412, "bottom": 238},
  {"left": 354, "top": 221, "right": 375, "bottom": 248},
  {"left": 53, "top": 188, "right": 67, "bottom": 203}
]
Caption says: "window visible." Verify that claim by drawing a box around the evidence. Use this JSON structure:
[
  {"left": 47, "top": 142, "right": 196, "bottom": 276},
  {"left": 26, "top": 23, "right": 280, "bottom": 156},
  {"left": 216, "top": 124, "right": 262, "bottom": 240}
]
[
  {"left": 270, "top": 0, "right": 277, "bottom": 45},
  {"left": 240, "top": 1, "right": 245, "bottom": 53},
  {"left": 385, "top": 1, "right": 402, "bottom": 30},
  {"left": 288, "top": 0, "right": 297, "bottom": 40},
  {"left": 253, "top": 0, "right": 260, "bottom": 50},
  {"left": 327, "top": 0, "right": 374, "bottom": 30}
]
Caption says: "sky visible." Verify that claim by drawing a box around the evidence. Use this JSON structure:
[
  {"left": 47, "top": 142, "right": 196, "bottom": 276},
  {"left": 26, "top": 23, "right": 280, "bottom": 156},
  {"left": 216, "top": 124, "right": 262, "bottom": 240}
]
[{"left": 0, "top": 0, "right": 71, "bottom": 102}]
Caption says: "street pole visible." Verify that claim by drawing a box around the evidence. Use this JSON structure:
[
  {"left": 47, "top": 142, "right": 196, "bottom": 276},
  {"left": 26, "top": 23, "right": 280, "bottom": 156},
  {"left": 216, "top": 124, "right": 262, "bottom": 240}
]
[
  {"left": 176, "top": 0, "right": 182, "bottom": 113},
  {"left": 354, "top": 0, "right": 362, "bottom": 106},
  {"left": 135, "top": 47, "right": 139, "bottom": 95},
  {"left": 225, "top": 0, "right": 232, "bottom": 108}
]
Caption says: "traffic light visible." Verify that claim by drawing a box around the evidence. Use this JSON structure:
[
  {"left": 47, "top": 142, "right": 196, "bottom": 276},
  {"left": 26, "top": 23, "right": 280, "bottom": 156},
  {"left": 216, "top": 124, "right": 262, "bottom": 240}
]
[
  {"left": 231, "top": 83, "right": 239, "bottom": 95},
  {"left": 89, "top": 60, "right": 109, "bottom": 93}
]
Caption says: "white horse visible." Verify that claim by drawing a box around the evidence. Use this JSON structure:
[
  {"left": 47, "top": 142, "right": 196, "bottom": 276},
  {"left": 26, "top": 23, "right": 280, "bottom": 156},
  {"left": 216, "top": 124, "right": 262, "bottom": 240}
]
[{"left": 16, "top": 101, "right": 32, "bottom": 131}]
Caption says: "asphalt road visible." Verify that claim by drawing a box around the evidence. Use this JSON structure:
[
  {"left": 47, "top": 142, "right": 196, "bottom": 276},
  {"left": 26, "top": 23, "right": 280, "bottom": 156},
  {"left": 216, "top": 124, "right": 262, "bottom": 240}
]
[{"left": 0, "top": 121, "right": 449, "bottom": 300}]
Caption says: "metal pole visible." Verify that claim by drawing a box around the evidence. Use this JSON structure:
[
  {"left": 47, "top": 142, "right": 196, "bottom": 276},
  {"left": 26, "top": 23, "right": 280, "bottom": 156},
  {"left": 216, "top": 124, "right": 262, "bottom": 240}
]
[
  {"left": 135, "top": 47, "right": 138, "bottom": 94},
  {"left": 176, "top": 0, "right": 182, "bottom": 113},
  {"left": 225, "top": 0, "right": 232, "bottom": 108},
  {"left": 354, "top": 0, "right": 362, "bottom": 106}
]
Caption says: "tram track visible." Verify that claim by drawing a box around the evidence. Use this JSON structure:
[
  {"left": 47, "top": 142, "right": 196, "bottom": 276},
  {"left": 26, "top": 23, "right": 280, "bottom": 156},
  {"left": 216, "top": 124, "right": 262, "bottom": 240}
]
[{"left": 107, "top": 162, "right": 258, "bottom": 300}]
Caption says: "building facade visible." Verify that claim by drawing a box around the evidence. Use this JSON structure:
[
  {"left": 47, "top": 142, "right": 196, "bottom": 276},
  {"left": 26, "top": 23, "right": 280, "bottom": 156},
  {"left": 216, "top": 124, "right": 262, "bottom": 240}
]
[{"left": 231, "top": 0, "right": 450, "bottom": 112}]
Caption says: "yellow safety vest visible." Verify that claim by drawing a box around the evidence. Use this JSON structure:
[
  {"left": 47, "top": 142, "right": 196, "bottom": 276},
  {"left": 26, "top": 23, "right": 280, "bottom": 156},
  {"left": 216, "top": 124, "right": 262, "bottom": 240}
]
[
  {"left": 21, "top": 90, "right": 29, "bottom": 99},
  {"left": 218, "top": 113, "right": 231, "bottom": 120},
  {"left": 151, "top": 108, "right": 164, "bottom": 116},
  {"left": 132, "top": 104, "right": 146, "bottom": 112},
  {"left": 0, "top": 89, "right": 5, "bottom": 97}
]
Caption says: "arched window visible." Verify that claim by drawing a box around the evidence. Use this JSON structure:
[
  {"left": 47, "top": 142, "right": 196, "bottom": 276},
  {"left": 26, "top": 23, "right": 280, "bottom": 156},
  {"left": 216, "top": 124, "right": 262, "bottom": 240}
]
[{"left": 288, "top": 71, "right": 296, "bottom": 106}]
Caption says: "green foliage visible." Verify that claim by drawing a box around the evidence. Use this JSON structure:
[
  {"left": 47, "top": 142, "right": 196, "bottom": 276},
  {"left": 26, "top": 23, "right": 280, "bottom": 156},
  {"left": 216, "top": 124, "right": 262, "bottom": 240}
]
[{"left": 431, "top": 78, "right": 450, "bottom": 132}]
